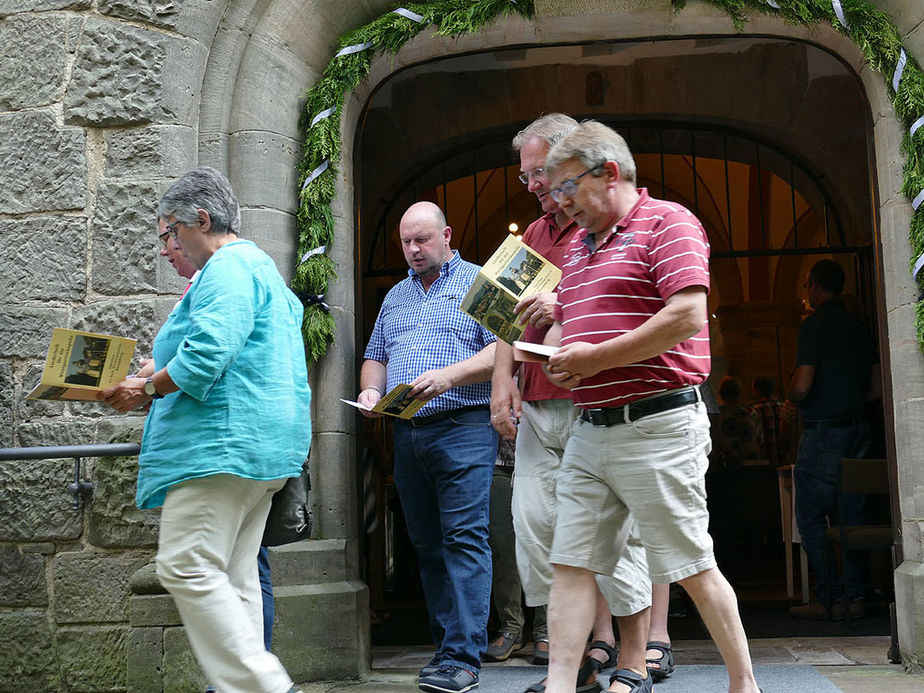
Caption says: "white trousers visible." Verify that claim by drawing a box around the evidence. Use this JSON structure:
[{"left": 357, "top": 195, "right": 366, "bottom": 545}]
[
  {"left": 513, "top": 399, "right": 650, "bottom": 615},
  {"left": 155, "top": 473, "right": 293, "bottom": 693}
]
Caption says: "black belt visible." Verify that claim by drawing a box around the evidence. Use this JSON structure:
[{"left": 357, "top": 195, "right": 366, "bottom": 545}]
[
  {"left": 579, "top": 388, "right": 699, "bottom": 427},
  {"left": 802, "top": 417, "right": 865, "bottom": 430},
  {"left": 408, "top": 404, "right": 488, "bottom": 427}
]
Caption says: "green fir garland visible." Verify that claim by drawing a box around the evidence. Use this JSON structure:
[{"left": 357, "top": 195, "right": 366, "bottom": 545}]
[{"left": 294, "top": 0, "right": 924, "bottom": 362}]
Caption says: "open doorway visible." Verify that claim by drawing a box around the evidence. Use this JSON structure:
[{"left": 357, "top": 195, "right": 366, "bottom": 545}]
[{"left": 354, "top": 36, "right": 892, "bottom": 642}]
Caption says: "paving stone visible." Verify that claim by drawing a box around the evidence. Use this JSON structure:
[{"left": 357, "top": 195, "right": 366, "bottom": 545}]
[
  {"left": 0, "top": 13, "right": 68, "bottom": 109},
  {"left": 90, "top": 181, "right": 162, "bottom": 294},
  {"left": 104, "top": 125, "right": 196, "bottom": 181},
  {"left": 0, "top": 544, "right": 47, "bottom": 607},
  {"left": 17, "top": 419, "right": 98, "bottom": 448},
  {"left": 0, "top": 359, "right": 12, "bottom": 447},
  {"left": 163, "top": 625, "right": 208, "bottom": 693},
  {"left": 21, "top": 542, "right": 56, "bottom": 555},
  {"left": 0, "top": 0, "right": 90, "bottom": 11},
  {"left": 65, "top": 18, "right": 166, "bottom": 126},
  {"left": 0, "top": 111, "right": 86, "bottom": 214},
  {"left": 88, "top": 452, "right": 160, "bottom": 548},
  {"left": 56, "top": 625, "right": 128, "bottom": 692},
  {"left": 0, "top": 611, "right": 59, "bottom": 690},
  {"left": 0, "top": 216, "right": 87, "bottom": 302},
  {"left": 0, "top": 457, "right": 83, "bottom": 541},
  {"left": 127, "top": 626, "right": 163, "bottom": 692},
  {"left": 0, "top": 305, "right": 69, "bottom": 359},
  {"left": 72, "top": 299, "right": 160, "bottom": 358},
  {"left": 98, "top": 0, "right": 180, "bottom": 30},
  {"left": 53, "top": 549, "right": 152, "bottom": 623},
  {"left": 130, "top": 593, "right": 182, "bottom": 627}
]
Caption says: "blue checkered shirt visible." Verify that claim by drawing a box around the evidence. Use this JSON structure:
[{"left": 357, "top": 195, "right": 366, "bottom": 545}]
[{"left": 364, "top": 250, "right": 496, "bottom": 417}]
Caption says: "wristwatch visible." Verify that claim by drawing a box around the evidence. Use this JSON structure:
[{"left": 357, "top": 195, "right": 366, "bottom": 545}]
[{"left": 143, "top": 377, "right": 163, "bottom": 399}]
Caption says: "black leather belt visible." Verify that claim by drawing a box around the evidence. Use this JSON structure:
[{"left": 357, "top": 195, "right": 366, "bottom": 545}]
[
  {"left": 802, "top": 417, "right": 864, "bottom": 430},
  {"left": 579, "top": 388, "right": 699, "bottom": 427},
  {"left": 408, "top": 404, "right": 488, "bottom": 427}
]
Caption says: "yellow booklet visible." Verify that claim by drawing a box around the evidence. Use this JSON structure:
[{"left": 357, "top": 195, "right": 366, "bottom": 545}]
[
  {"left": 459, "top": 234, "right": 562, "bottom": 343},
  {"left": 27, "top": 328, "right": 137, "bottom": 401},
  {"left": 340, "top": 384, "right": 427, "bottom": 420}
]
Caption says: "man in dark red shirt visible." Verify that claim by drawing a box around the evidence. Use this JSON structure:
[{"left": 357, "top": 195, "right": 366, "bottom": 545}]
[
  {"left": 490, "top": 114, "right": 650, "bottom": 690},
  {"left": 542, "top": 121, "right": 759, "bottom": 693}
]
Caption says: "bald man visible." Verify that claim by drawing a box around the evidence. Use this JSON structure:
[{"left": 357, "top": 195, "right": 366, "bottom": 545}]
[{"left": 358, "top": 202, "right": 497, "bottom": 693}]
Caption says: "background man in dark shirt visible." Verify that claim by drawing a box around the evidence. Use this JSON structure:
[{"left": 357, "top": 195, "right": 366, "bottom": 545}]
[{"left": 787, "top": 259, "right": 879, "bottom": 620}]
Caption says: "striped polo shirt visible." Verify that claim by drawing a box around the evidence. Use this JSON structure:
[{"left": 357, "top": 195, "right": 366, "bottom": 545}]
[{"left": 555, "top": 188, "right": 711, "bottom": 408}]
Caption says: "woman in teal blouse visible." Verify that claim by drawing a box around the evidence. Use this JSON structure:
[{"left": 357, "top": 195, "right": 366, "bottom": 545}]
[{"left": 100, "top": 167, "right": 310, "bottom": 693}]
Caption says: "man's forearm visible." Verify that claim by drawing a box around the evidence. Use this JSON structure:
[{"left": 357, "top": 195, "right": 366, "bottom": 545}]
[
  {"left": 445, "top": 342, "right": 497, "bottom": 387},
  {"left": 492, "top": 340, "right": 519, "bottom": 384},
  {"left": 360, "top": 359, "right": 387, "bottom": 394}
]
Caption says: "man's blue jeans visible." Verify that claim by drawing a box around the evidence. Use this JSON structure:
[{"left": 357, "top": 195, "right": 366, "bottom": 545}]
[
  {"left": 392, "top": 407, "right": 497, "bottom": 674},
  {"left": 794, "top": 421, "right": 870, "bottom": 605}
]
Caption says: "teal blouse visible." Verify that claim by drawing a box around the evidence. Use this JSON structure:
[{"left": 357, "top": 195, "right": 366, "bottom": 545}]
[{"left": 137, "top": 240, "right": 312, "bottom": 509}]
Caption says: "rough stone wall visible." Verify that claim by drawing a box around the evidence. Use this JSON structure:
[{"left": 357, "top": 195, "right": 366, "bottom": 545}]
[
  {"left": 3, "top": 0, "right": 924, "bottom": 688},
  {"left": 0, "top": 0, "right": 386, "bottom": 688},
  {"left": 0, "top": 1, "right": 197, "bottom": 690}
]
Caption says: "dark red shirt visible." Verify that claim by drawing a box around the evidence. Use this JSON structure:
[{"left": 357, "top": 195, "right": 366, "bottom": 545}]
[
  {"left": 519, "top": 212, "right": 582, "bottom": 402},
  {"left": 555, "top": 189, "right": 711, "bottom": 408}
]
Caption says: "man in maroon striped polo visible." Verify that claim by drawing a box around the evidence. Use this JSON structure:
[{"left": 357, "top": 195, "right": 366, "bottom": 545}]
[
  {"left": 490, "top": 114, "right": 651, "bottom": 691},
  {"left": 541, "top": 121, "right": 760, "bottom": 693}
]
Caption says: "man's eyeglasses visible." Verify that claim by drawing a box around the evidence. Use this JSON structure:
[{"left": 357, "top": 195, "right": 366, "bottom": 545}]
[
  {"left": 164, "top": 221, "right": 181, "bottom": 239},
  {"left": 518, "top": 167, "right": 544, "bottom": 185},
  {"left": 158, "top": 229, "right": 171, "bottom": 247},
  {"left": 549, "top": 165, "right": 602, "bottom": 203}
]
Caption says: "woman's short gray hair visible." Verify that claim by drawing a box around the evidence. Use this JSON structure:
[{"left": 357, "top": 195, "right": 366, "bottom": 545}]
[
  {"left": 545, "top": 120, "right": 637, "bottom": 185},
  {"left": 157, "top": 166, "right": 241, "bottom": 235}
]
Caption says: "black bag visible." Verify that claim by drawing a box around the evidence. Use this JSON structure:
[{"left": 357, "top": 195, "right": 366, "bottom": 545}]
[{"left": 262, "top": 459, "right": 312, "bottom": 546}]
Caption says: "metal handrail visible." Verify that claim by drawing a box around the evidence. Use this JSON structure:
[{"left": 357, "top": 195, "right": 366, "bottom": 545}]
[
  {"left": 0, "top": 443, "right": 141, "bottom": 509},
  {"left": 0, "top": 443, "right": 141, "bottom": 461}
]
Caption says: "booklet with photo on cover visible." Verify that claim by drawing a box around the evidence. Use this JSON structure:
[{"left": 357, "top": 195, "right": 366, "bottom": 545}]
[
  {"left": 27, "top": 328, "right": 137, "bottom": 401},
  {"left": 340, "top": 383, "right": 428, "bottom": 420},
  {"left": 459, "top": 234, "right": 562, "bottom": 343}
]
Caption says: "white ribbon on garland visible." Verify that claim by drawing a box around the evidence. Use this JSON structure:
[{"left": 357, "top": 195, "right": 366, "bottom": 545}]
[
  {"left": 914, "top": 188, "right": 924, "bottom": 211},
  {"left": 335, "top": 41, "right": 373, "bottom": 58},
  {"left": 300, "top": 245, "right": 328, "bottom": 265},
  {"left": 893, "top": 49, "right": 907, "bottom": 93},
  {"left": 393, "top": 8, "right": 424, "bottom": 23},
  {"left": 911, "top": 116, "right": 924, "bottom": 139},
  {"left": 310, "top": 106, "right": 336, "bottom": 128},
  {"left": 300, "top": 159, "right": 329, "bottom": 192},
  {"left": 764, "top": 0, "right": 781, "bottom": 8},
  {"left": 831, "top": 0, "right": 848, "bottom": 29},
  {"left": 913, "top": 252, "right": 924, "bottom": 279}
]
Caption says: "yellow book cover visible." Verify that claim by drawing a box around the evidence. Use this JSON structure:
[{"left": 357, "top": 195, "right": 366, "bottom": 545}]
[
  {"left": 340, "top": 384, "right": 428, "bottom": 420},
  {"left": 459, "top": 234, "right": 562, "bottom": 343},
  {"left": 27, "top": 328, "right": 137, "bottom": 401}
]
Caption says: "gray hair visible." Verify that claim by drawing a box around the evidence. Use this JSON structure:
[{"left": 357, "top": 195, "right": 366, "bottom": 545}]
[
  {"left": 511, "top": 113, "right": 579, "bottom": 152},
  {"left": 545, "top": 120, "right": 637, "bottom": 185},
  {"left": 157, "top": 166, "right": 241, "bottom": 235}
]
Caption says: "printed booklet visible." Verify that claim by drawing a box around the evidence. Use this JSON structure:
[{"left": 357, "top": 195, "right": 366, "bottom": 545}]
[
  {"left": 27, "top": 328, "right": 136, "bottom": 401},
  {"left": 459, "top": 234, "right": 562, "bottom": 343},
  {"left": 341, "top": 383, "right": 427, "bottom": 419},
  {"left": 511, "top": 340, "right": 559, "bottom": 363}
]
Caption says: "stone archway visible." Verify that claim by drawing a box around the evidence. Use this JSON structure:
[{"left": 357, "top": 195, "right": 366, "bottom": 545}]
[{"left": 190, "top": 0, "right": 924, "bottom": 675}]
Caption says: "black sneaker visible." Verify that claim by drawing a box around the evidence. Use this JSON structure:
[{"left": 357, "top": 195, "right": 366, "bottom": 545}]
[
  {"left": 419, "top": 654, "right": 442, "bottom": 680},
  {"left": 483, "top": 631, "right": 523, "bottom": 661},
  {"left": 418, "top": 664, "right": 479, "bottom": 693}
]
